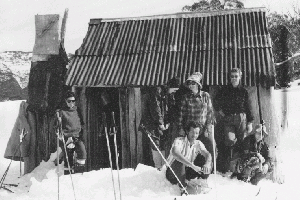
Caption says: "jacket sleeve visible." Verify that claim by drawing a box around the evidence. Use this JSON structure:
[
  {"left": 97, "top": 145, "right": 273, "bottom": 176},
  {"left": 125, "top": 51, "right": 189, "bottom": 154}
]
[
  {"left": 77, "top": 107, "right": 85, "bottom": 127},
  {"left": 148, "top": 93, "right": 164, "bottom": 126},
  {"left": 213, "top": 87, "right": 224, "bottom": 112},
  {"left": 244, "top": 90, "right": 254, "bottom": 123},
  {"left": 178, "top": 96, "right": 187, "bottom": 130},
  {"left": 205, "top": 92, "right": 214, "bottom": 125}
]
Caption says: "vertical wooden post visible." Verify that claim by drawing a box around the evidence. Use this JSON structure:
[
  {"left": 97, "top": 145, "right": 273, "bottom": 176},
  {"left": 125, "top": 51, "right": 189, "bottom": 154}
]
[
  {"left": 119, "top": 88, "right": 130, "bottom": 168},
  {"left": 135, "top": 88, "right": 143, "bottom": 165},
  {"left": 128, "top": 88, "right": 137, "bottom": 168}
]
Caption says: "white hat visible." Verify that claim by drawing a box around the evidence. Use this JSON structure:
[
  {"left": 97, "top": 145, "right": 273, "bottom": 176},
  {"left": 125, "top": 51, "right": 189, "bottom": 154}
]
[{"left": 186, "top": 72, "right": 202, "bottom": 86}]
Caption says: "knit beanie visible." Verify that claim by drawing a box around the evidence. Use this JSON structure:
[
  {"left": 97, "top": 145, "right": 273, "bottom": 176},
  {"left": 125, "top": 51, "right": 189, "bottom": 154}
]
[
  {"left": 167, "top": 77, "right": 180, "bottom": 88},
  {"left": 186, "top": 72, "right": 202, "bottom": 87}
]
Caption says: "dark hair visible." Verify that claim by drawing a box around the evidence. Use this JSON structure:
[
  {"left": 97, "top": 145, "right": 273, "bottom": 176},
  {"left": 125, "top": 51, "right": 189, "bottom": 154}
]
[
  {"left": 64, "top": 91, "right": 75, "bottom": 100},
  {"left": 230, "top": 68, "right": 242, "bottom": 76},
  {"left": 167, "top": 77, "right": 180, "bottom": 88},
  {"left": 184, "top": 121, "right": 202, "bottom": 133}
]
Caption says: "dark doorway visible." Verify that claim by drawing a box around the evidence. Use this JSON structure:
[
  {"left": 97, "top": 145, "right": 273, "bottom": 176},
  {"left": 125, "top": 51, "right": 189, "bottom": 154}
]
[{"left": 86, "top": 87, "right": 121, "bottom": 170}]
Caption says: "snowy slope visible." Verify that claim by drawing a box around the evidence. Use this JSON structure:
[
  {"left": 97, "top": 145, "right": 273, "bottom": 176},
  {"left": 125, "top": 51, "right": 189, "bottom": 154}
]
[{"left": 0, "top": 95, "right": 299, "bottom": 200}]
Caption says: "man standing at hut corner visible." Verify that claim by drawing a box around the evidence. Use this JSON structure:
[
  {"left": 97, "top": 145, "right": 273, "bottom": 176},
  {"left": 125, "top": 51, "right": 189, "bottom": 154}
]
[{"left": 214, "top": 68, "right": 254, "bottom": 172}]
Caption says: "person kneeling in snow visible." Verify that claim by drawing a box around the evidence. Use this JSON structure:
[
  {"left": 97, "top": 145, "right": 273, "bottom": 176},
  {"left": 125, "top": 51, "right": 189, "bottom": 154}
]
[
  {"left": 56, "top": 91, "right": 87, "bottom": 173},
  {"left": 232, "top": 124, "right": 273, "bottom": 185},
  {"left": 165, "top": 121, "right": 212, "bottom": 195}
]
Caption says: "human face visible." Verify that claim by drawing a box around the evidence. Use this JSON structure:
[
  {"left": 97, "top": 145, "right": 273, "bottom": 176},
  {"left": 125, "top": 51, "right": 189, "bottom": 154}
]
[
  {"left": 230, "top": 72, "right": 241, "bottom": 87},
  {"left": 65, "top": 97, "right": 76, "bottom": 108},
  {"left": 254, "top": 131, "right": 263, "bottom": 142},
  {"left": 186, "top": 81, "right": 199, "bottom": 94},
  {"left": 187, "top": 127, "right": 200, "bottom": 144}
]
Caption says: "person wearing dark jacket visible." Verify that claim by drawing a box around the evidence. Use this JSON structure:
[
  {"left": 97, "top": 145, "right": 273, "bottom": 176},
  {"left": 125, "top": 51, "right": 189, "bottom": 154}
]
[
  {"left": 57, "top": 91, "right": 86, "bottom": 170},
  {"left": 214, "top": 68, "right": 253, "bottom": 171},
  {"left": 164, "top": 77, "right": 181, "bottom": 158},
  {"left": 139, "top": 87, "right": 167, "bottom": 169},
  {"left": 235, "top": 124, "right": 273, "bottom": 185}
]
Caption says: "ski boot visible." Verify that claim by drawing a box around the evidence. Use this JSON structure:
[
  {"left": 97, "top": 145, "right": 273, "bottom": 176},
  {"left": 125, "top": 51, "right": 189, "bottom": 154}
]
[{"left": 74, "top": 159, "right": 86, "bottom": 174}]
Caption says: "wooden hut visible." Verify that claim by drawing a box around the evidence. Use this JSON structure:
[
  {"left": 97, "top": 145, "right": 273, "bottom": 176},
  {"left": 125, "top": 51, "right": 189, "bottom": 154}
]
[{"left": 66, "top": 8, "right": 282, "bottom": 181}]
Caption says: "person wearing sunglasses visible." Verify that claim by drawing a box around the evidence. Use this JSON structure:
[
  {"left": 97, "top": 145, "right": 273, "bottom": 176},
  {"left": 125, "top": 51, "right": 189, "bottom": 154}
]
[
  {"left": 214, "top": 68, "right": 254, "bottom": 173},
  {"left": 177, "top": 72, "right": 216, "bottom": 166},
  {"left": 56, "top": 91, "right": 86, "bottom": 173}
]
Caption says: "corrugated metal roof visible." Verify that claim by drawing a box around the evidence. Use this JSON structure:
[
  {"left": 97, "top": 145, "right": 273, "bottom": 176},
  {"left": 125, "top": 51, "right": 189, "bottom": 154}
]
[{"left": 66, "top": 7, "right": 275, "bottom": 87}]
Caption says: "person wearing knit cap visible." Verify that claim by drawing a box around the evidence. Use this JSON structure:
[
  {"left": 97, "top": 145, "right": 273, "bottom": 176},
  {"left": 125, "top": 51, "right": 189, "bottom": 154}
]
[
  {"left": 232, "top": 123, "right": 273, "bottom": 185},
  {"left": 214, "top": 68, "right": 254, "bottom": 173},
  {"left": 177, "top": 72, "right": 217, "bottom": 168}
]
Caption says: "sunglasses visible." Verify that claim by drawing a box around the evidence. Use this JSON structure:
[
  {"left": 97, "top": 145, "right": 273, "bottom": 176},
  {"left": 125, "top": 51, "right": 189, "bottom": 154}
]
[
  {"left": 230, "top": 75, "right": 239, "bottom": 78},
  {"left": 66, "top": 100, "right": 76, "bottom": 103},
  {"left": 187, "top": 81, "right": 197, "bottom": 85}
]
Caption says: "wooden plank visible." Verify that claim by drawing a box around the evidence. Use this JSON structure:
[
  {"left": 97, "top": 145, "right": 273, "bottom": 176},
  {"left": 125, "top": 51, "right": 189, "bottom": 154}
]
[
  {"left": 86, "top": 88, "right": 92, "bottom": 171},
  {"left": 134, "top": 88, "right": 143, "bottom": 164},
  {"left": 119, "top": 88, "right": 130, "bottom": 168},
  {"left": 128, "top": 88, "right": 137, "bottom": 168},
  {"left": 33, "top": 14, "right": 61, "bottom": 61}
]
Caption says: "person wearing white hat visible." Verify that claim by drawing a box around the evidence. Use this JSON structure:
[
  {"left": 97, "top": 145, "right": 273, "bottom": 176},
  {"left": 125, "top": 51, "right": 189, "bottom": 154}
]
[{"left": 177, "top": 72, "right": 217, "bottom": 167}]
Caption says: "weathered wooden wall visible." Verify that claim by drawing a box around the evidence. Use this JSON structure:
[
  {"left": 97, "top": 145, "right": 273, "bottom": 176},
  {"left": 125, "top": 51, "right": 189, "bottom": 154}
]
[{"left": 119, "top": 87, "right": 143, "bottom": 169}]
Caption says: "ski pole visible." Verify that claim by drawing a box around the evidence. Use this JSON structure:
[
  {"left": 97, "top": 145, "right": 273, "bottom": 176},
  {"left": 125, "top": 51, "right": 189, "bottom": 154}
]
[
  {"left": 56, "top": 111, "right": 77, "bottom": 200},
  {"left": 19, "top": 129, "right": 25, "bottom": 177},
  {"left": 139, "top": 124, "right": 189, "bottom": 195},
  {"left": 102, "top": 112, "right": 117, "bottom": 200},
  {"left": 61, "top": 136, "right": 77, "bottom": 200},
  {"left": 111, "top": 111, "right": 122, "bottom": 200},
  {"left": 0, "top": 129, "right": 26, "bottom": 189},
  {"left": 56, "top": 126, "right": 60, "bottom": 200}
]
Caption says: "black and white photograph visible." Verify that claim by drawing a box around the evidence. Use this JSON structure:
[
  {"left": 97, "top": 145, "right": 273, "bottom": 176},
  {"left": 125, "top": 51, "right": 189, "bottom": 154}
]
[{"left": 1, "top": 0, "right": 299, "bottom": 199}]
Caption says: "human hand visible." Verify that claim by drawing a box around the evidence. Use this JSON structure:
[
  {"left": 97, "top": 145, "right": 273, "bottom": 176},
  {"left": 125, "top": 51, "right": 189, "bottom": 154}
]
[
  {"left": 159, "top": 124, "right": 166, "bottom": 131},
  {"left": 165, "top": 123, "right": 170, "bottom": 130},
  {"left": 247, "top": 123, "right": 253, "bottom": 133},
  {"left": 262, "top": 164, "right": 269, "bottom": 174},
  {"left": 202, "top": 163, "right": 211, "bottom": 174},
  {"left": 192, "top": 165, "right": 203, "bottom": 174}
]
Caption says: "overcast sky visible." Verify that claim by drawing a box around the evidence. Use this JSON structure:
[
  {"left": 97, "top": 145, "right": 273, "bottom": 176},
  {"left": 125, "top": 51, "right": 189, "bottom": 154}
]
[{"left": 0, "top": 0, "right": 298, "bottom": 53}]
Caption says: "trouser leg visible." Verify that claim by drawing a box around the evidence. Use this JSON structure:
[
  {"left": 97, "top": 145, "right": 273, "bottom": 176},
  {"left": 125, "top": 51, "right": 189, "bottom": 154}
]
[
  {"left": 166, "top": 160, "right": 187, "bottom": 187},
  {"left": 199, "top": 133, "right": 218, "bottom": 168},
  {"left": 186, "top": 154, "right": 210, "bottom": 180},
  {"left": 75, "top": 139, "right": 87, "bottom": 160},
  {"left": 152, "top": 149, "right": 165, "bottom": 169}
]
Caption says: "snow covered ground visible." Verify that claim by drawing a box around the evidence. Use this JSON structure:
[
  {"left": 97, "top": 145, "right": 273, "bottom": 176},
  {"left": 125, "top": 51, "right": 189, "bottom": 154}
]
[{"left": 1, "top": 87, "right": 300, "bottom": 200}]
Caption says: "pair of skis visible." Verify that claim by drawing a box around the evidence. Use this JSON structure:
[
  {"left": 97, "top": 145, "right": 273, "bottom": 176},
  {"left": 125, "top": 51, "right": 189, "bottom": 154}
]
[{"left": 102, "top": 112, "right": 122, "bottom": 200}]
